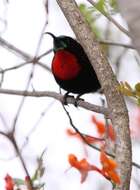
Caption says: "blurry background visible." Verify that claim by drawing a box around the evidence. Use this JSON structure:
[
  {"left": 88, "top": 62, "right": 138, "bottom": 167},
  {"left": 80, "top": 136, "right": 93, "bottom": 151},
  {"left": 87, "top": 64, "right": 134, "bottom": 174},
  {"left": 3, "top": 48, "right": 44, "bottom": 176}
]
[{"left": 0, "top": 0, "right": 140, "bottom": 189}]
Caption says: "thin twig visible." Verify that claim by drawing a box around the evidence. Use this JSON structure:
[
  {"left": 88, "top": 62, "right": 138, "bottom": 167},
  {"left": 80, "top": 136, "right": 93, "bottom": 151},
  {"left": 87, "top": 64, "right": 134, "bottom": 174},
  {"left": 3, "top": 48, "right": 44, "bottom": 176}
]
[
  {"left": 0, "top": 72, "right": 4, "bottom": 87},
  {"left": 11, "top": 63, "right": 36, "bottom": 133},
  {"left": 134, "top": 53, "right": 140, "bottom": 68},
  {"left": 10, "top": 136, "right": 33, "bottom": 189},
  {"left": 98, "top": 40, "right": 134, "bottom": 49},
  {"left": 37, "top": 49, "right": 53, "bottom": 60},
  {"left": 0, "top": 131, "right": 33, "bottom": 188},
  {"left": 86, "top": 0, "right": 130, "bottom": 37},
  {"left": 44, "top": 0, "right": 49, "bottom": 16},
  {"left": 0, "top": 37, "right": 51, "bottom": 72},
  {"left": 0, "top": 61, "right": 31, "bottom": 74},
  {"left": 35, "top": 20, "right": 48, "bottom": 56},
  {"left": 21, "top": 100, "right": 56, "bottom": 149},
  {"left": 63, "top": 108, "right": 104, "bottom": 142},
  {"left": 0, "top": 112, "right": 9, "bottom": 131},
  {"left": 133, "top": 162, "right": 140, "bottom": 169},
  {"left": 11, "top": 19, "right": 49, "bottom": 134},
  {"left": 11, "top": 137, "right": 31, "bottom": 178},
  {"left": 115, "top": 48, "right": 128, "bottom": 76},
  {"left": 62, "top": 104, "right": 105, "bottom": 149}
]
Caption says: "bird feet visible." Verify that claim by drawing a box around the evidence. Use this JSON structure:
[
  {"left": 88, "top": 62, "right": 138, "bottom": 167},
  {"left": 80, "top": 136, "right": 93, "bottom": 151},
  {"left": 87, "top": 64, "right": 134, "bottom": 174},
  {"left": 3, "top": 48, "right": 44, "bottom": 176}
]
[
  {"left": 63, "top": 92, "right": 74, "bottom": 105},
  {"left": 62, "top": 92, "right": 84, "bottom": 106},
  {"left": 74, "top": 94, "right": 84, "bottom": 107}
]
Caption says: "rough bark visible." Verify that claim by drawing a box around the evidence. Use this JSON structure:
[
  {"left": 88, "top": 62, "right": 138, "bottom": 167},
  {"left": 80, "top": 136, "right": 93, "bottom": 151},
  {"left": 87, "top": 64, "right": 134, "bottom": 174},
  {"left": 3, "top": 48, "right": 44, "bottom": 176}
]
[{"left": 56, "top": 0, "right": 132, "bottom": 189}]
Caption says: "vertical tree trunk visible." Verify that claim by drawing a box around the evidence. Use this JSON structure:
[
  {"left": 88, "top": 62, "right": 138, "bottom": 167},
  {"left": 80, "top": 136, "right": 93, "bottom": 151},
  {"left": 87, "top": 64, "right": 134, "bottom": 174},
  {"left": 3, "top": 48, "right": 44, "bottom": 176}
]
[{"left": 56, "top": 0, "right": 132, "bottom": 189}]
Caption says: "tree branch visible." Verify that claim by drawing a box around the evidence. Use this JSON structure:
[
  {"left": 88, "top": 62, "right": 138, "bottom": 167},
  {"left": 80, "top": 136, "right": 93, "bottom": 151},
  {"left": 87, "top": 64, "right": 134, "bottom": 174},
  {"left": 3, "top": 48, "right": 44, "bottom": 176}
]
[
  {"left": 0, "top": 131, "right": 33, "bottom": 189},
  {"left": 87, "top": 0, "right": 130, "bottom": 37},
  {"left": 56, "top": 0, "right": 132, "bottom": 189},
  {"left": 98, "top": 40, "right": 135, "bottom": 49},
  {"left": 0, "top": 36, "right": 51, "bottom": 72},
  {"left": 0, "top": 88, "right": 110, "bottom": 117}
]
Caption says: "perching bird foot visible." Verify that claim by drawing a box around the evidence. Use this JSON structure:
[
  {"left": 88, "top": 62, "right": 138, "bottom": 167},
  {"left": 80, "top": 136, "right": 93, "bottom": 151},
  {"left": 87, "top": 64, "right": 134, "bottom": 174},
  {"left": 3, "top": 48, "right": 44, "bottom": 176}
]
[
  {"left": 63, "top": 92, "right": 74, "bottom": 105},
  {"left": 74, "top": 94, "right": 84, "bottom": 107}
]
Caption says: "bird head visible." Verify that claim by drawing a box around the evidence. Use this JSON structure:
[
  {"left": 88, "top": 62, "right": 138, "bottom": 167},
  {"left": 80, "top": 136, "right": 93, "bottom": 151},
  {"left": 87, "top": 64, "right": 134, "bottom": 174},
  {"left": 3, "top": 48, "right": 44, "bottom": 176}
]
[{"left": 45, "top": 32, "right": 68, "bottom": 52}]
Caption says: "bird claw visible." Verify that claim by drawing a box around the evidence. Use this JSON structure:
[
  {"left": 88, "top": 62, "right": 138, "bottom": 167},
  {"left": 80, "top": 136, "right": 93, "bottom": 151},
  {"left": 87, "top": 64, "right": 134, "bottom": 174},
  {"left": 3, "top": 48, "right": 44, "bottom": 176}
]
[
  {"left": 62, "top": 92, "right": 84, "bottom": 106},
  {"left": 63, "top": 92, "right": 74, "bottom": 105},
  {"left": 74, "top": 96, "right": 84, "bottom": 107}
]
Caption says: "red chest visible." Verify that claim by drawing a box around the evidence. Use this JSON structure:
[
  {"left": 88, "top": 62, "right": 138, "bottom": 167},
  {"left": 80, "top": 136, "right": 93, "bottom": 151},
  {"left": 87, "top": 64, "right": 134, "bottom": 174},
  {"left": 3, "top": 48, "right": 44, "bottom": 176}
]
[{"left": 52, "top": 50, "right": 82, "bottom": 80}]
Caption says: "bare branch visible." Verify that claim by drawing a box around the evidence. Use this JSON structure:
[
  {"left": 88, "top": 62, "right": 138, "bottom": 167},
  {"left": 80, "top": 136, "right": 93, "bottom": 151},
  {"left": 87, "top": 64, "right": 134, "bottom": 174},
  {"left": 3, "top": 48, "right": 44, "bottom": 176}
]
[
  {"left": 0, "top": 61, "right": 30, "bottom": 74},
  {"left": 11, "top": 63, "right": 35, "bottom": 133},
  {"left": 0, "top": 72, "right": 4, "bottom": 87},
  {"left": 21, "top": 100, "right": 56, "bottom": 150},
  {"left": 98, "top": 40, "right": 134, "bottom": 49},
  {"left": 0, "top": 112, "right": 9, "bottom": 130},
  {"left": 0, "top": 88, "right": 110, "bottom": 117},
  {"left": 11, "top": 19, "right": 49, "bottom": 134},
  {"left": 34, "top": 19, "right": 48, "bottom": 56},
  {"left": 44, "top": 0, "right": 49, "bottom": 16},
  {"left": 0, "top": 131, "right": 33, "bottom": 189},
  {"left": 0, "top": 37, "right": 51, "bottom": 72}
]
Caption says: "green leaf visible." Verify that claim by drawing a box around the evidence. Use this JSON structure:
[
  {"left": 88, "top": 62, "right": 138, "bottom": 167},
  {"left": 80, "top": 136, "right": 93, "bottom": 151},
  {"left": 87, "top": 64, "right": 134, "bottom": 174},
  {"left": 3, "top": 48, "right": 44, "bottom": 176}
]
[
  {"left": 32, "top": 149, "right": 46, "bottom": 181},
  {"left": 124, "top": 81, "right": 132, "bottom": 91},
  {"left": 137, "top": 98, "right": 140, "bottom": 106},
  {"left": 117, "top": 82, "right": 135, "bottom": 97},
  {"left": 95, "top": 0, "right": 106, "bottom": 14},
  {"left": 13, "top": 178, "right": 25, "bottom": 185},
  {"left": 109, "top": 0, "right": 118, "bottom": 11},
  {"left": 135, "top": 83, "right": 140, "bottom": 92},
  {"left": 79, "top": 3, "right": 86, "bottom": 12},
  {"left": 79, "top": 3, "right": 101, "bottom": 38}
]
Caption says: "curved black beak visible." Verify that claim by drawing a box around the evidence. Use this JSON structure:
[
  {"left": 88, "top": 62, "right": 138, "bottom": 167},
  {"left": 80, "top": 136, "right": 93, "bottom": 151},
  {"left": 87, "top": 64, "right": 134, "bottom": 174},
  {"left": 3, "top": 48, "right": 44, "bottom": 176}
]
[{"left": 44, "top": 32, "right": 56, "bottom": 39}]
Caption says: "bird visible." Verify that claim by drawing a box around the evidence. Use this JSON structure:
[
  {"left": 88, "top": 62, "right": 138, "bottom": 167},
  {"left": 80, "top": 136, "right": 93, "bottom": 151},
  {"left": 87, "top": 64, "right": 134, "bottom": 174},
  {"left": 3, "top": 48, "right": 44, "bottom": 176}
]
[{"left": 46, "top": 32, "right": 101, "bottom": 104}]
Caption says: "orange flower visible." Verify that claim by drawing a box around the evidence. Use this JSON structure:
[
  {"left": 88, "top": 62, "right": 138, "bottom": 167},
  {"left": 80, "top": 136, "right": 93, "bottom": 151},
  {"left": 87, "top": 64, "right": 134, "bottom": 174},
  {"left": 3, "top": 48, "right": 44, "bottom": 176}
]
[
  {"left": 66, "top": 128, "right": 81, "bottom": 140},
  {"left": 91, "top": 116, "right": 116, "bottom": 141},
  {"left": 66, "top": 128, "right": 103, "bottom": 144},
  {"left": 91, "top": 116, "right": 105, "bottom": 135},
  {"left": 100, "top": 149, "right": 121, "bottom": 184},
  {"left": 4, "top": 174, "right": 14, "bottom": 190},
  {"left": 108, "top": 124, "right": 116, "bottom": 141},
  {"left": 105, "top": 170, "right": 121, "bottom": 185},
  {"left": 68, "top": 153, "right": 120, "bottom": 184},
  {"left": 68, "top": 154, "right": 103, "bottom": 183}
]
